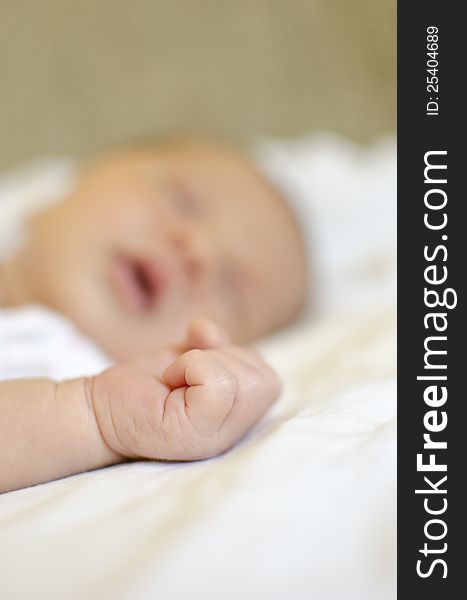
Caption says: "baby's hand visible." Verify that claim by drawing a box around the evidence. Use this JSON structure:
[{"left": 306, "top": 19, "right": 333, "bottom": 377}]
[{"left": 89, "top": 320, "right": 281, "bottom": 461}]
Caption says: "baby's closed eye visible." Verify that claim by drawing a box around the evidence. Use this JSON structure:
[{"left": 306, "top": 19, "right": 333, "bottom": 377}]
[{"left": 167, "top": 178, "right": 203, "bottom": 219}]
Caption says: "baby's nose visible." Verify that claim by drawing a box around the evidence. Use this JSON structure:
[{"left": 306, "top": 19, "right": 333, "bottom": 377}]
[{"left": 169, "top": 225, "right": 215, "bottom": 283}]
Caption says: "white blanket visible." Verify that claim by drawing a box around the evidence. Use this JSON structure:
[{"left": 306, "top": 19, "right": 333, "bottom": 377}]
[{"left": 0, "top": 135, "right": 396, "bottom": 600}]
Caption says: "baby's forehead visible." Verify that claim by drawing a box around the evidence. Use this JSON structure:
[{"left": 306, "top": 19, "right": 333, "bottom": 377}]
[
  {"left": 92, "top": 141, "right": 257, "bottom": 181},
  {"left": 88, "top": 142, "right": 301, "bottom": 230}
]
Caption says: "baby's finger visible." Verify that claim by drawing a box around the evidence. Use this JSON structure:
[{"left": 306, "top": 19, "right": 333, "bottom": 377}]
[
  {"left": 204, "top": 348, "right": 281, "bottom": 428},
  {"left": 210, "top": 346, "right": 279, "bottom": 388},
  {"left": 185, "top": 317, "right": 230, "bottom": 351},
  {"left": 163, "top": 348, "right": 229, "bottom": 389},
  {"left": 163, "top": 349, "right": 236, "bottom": 437}
]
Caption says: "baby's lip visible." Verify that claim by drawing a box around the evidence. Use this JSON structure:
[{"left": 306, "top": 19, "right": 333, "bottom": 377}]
[{"left": 110, "top": 252, "right": 169, "bottom": 314}]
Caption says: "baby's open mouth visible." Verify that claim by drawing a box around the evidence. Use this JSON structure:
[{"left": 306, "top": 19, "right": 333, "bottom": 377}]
[{"left": 110, "top": 253, "right": 167, "bottom": 313}]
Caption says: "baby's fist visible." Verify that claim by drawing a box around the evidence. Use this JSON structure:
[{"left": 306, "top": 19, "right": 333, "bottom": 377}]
[
  {"left": 162, "top": 346, "right": 281, "bottom": 459},
  {"left": 89, "top": 343, "right": 280, "bottom": 462}
]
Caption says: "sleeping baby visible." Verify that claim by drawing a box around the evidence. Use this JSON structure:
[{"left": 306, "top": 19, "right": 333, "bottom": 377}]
[{"left": 0, "top": 139, "right": 308, "bottom": 493}]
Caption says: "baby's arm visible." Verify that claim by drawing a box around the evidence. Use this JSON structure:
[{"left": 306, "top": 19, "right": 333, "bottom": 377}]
[
  {"left": 0, "top": 320, "right": 280, "bottom": 494},
  {"left": 0, "top": 378, "right": 122, "bottom": 493}
]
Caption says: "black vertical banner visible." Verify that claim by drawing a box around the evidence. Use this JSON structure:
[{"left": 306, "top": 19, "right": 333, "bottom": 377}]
[{"left": 398, "top": 2, "right": 465, "bottom": 597}]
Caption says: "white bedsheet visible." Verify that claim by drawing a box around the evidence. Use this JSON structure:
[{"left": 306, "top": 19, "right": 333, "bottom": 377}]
[{"left": 0, "top": 135, "right": 396, "bottom": 600}]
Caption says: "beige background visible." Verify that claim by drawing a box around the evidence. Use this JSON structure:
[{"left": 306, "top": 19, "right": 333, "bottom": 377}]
[{"left": 0, "top": 0, "right": 395, "bottom": 169}]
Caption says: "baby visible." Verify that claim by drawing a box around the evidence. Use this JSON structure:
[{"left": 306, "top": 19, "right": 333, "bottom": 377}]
[{"left": 0, "top": 139, "right": 308, "bottom": 493}]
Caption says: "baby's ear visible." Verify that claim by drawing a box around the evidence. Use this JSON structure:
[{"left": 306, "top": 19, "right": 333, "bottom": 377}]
[{"left": 185, "top": 317, "right": 230, "bottom": 350}]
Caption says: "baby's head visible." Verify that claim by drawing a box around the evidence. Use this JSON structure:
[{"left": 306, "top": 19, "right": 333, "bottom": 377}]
[{"left": 7, "top": 139, "right": 308, "bottom": 359}]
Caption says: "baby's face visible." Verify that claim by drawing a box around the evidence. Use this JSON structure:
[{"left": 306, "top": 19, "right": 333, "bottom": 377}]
[{"left": 17, "top": 142, "right": 307, "bottom": 359}]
